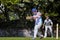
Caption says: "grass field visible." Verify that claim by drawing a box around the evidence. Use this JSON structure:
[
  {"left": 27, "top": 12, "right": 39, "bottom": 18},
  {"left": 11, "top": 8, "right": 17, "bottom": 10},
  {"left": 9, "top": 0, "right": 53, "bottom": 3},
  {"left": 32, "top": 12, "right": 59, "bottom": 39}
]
[{"left": 0, "top": 37, "right": 60, "bottom": 40}]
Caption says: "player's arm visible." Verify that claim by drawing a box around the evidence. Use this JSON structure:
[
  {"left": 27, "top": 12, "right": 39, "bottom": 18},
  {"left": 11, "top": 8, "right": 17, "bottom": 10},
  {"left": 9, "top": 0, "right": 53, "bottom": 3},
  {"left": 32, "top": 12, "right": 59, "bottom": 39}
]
[
  {"left": 26, "top": 12, "right": 42, "bottom": 20},
  {"left": 50, "top": 19, "right": 53, "bottom": 27},
  {"left": 26, "top": 15, "right": 40, "bottom": 20},
  {"left": 26, "top": 16, "right": 33, "bottom": 20},
  {"left": 32, "top": 12, "right": 42, "bottom": 19},
  {"left": 26, "top": 16, "right": 35, "bottom": 20}
]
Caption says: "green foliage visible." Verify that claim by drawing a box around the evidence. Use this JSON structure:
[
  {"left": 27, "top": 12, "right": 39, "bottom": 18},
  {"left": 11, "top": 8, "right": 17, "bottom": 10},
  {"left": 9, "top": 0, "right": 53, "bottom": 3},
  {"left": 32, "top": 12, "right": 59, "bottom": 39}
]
[
  {"left": 0, "top": 14, "right": 6, "bottom": 19},
  {"left": 9, "top": 12, "right": 19, "bottom": 20},
  {"left": 0, "top": 0, "right": 59, "bottom": 17},
  {"left": 0, "top": 0, "right": 19, "bottom": 4},
  {"left": 0, "top": 0, "right": 60, "bottom": 28},
  {"left": 44, "top": 12, "right": 58, "bottom": 17},
  {"left": 49, "top": 12, "right": 58, "bottom": 17}
]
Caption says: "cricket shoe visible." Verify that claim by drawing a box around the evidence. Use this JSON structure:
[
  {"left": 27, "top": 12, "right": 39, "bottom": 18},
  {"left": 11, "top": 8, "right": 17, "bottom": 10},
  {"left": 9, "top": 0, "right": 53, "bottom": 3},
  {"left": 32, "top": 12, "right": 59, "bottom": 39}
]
[
  {"left": 32, "top": 38, "right": 35, "bottom": 40},
  {"left": 40, "top": 35, "right": 44, "bottom": 39}
]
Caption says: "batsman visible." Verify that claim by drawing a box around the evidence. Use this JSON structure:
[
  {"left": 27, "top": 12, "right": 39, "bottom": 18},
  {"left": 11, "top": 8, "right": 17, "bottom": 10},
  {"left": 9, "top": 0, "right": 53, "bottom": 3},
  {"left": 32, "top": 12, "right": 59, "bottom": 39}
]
[{"left": 26, "top": 8, "right": 43, "bottom": 40}]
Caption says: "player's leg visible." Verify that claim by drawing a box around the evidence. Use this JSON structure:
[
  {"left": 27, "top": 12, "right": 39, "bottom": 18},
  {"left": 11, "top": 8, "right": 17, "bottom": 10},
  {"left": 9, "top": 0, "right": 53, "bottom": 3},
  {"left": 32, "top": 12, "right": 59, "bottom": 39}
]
[
  {"left": 49, "top": 26, "right": 53, "bottom": 37},
  {"left": 33, "top": 25, "right": 38, "bottom": 40},
  {"left": 37, "top": 32, "right": 43, "bottom": 39},
  {"left": 44, "top": 26, "right": 48, "bottom": 38},
  {"left": 37, "top": 23, "right": 43, "bottom": 38}
]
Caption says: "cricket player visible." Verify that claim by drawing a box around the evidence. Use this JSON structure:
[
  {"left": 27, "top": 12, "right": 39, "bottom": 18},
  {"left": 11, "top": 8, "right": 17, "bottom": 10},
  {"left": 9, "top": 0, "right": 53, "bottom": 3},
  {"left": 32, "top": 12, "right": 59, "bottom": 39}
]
[
  {"left": 44, "top": 16, "right": 53, "bottom": 38},
  {"left": 31, "top": 8, "right": 43, "bottom": 40}
]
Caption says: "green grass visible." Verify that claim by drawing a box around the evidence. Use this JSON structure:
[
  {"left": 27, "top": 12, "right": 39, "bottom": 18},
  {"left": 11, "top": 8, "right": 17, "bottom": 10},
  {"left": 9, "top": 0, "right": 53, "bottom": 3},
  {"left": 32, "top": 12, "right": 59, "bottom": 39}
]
[{"left": 0, "top": 37, "right": 60, "bottom": 40}]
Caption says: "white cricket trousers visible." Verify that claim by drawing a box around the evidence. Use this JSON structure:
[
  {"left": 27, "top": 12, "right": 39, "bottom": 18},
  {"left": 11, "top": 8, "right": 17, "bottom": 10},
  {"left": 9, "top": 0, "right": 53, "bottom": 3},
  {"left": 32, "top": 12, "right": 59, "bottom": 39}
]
[
  {"left": 34, "top": 22, "right": 42, "bottom": 38},
  {"left": 44, "top": 26, "right": 53, "bottom": 38}
]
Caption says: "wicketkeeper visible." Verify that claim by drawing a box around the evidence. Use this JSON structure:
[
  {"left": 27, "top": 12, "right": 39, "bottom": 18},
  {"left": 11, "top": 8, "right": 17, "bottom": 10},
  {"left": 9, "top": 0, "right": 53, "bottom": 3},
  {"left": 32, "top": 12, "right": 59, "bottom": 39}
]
[{"left": 44, "top": 16, "right": 53, "bottom": 38}]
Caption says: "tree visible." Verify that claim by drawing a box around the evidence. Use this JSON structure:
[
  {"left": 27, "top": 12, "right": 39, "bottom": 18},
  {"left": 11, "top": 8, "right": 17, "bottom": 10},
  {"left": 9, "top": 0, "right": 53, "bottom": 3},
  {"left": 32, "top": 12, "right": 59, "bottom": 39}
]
[{"left": 0, "top": 0, "right": 60, "bottom": 28}]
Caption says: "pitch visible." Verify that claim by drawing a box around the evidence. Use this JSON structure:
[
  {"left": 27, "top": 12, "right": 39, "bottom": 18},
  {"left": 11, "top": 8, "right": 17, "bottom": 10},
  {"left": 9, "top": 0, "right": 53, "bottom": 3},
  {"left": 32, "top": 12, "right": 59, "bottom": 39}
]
[{"left": 0, "top": 37, "right": 60, "bottom": 40}]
